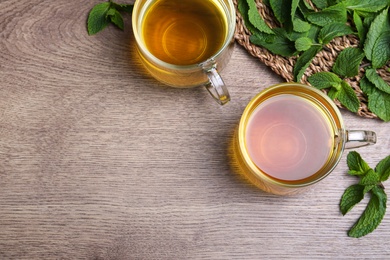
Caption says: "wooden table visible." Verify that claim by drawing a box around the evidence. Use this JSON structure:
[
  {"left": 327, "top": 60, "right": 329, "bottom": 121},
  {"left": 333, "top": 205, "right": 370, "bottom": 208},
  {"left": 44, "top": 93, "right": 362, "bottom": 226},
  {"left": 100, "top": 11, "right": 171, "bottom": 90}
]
[{"left": 1, "top": 0, "right": 389, "bottom": 259}]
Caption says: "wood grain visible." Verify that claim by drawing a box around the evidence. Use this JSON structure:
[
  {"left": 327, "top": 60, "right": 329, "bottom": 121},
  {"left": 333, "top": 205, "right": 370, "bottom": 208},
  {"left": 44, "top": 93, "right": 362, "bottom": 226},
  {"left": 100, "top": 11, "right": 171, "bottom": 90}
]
[{"left": 1, "top": 0, "right": 390, "bottom": 259}]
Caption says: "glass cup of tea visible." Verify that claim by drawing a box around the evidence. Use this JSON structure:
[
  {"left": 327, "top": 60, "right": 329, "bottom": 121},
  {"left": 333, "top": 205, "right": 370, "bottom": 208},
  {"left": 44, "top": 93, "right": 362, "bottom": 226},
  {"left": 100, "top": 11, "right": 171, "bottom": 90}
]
[
  {"left": 233, "top": 83, "right": 377, "bottom": 195},
  {"left": 132, "top": 0, "right": 236, "bottom": 105}
]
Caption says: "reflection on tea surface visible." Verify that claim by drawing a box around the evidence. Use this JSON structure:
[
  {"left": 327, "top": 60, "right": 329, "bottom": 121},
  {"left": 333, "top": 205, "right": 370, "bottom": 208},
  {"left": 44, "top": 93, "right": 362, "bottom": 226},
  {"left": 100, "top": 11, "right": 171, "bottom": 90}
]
[{"left": 142, "top": 0, "right": 228, "bottom": 65}]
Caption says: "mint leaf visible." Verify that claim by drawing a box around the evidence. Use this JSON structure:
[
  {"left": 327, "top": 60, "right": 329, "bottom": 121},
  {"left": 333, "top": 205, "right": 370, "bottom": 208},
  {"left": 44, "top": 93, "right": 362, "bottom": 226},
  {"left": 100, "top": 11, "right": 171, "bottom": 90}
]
[
  {"left": 269, "top": 0, "right": 290, "bottom": 24},
  {"left": 376, "top": 155, "right": 390, "bottom": 182},
  {"left": 306, "top": 24, "right": 321, "bottom": 41},
  {"left": 311, "top": 0, "right": 329, "bottom": 9},
  {"left": 367, "top": 87, "right": 390, "bottom": 122},
  {"left": 107, "top": 7, "right": 124, "bottom": 30},
  {"left": 247, "top": 0, "right": 274, "bottom": 34},
  {"left": 112, "top": 3, "right": 133, "bottom": 13},
  {"left": 337, "top": 81, "right": 360, "bottom": 112},
  {"left": 250, "top": 29, "right": 296, "bottom": 57},
  {"left": 327, "top": 87, "right": 339, "bottom": 99},
  {"left": 344, "top": 0, "right": 389, "bottom": 13},
  {"left": 298, "top": 0, "right": 315, "bottom": 16},
  {"left": 87, "top": 2, "right": 111, "bottom": 35},
  {"left": 364, "top": 8, "right": 390, "bottom": 62},
  {"left": 308, "top": 71, "right": 342, "bottom": 89},
  {"left": 360, "top": 75, "right": 376, "bottom": 95},
  {"left": 290, "top": 0, "right": 311, "bottom": 32},
  {"left": 340, "top": 184, "right": 365, "bottom": 215},
  {"left": 293, "top": 45, "right": 322, "bottom": 81},
  {"left": 284, "top": 24, "right": 320, "bottom": 42},
  {"left": 347, "top": 151, "right": 371, "bottom": 176},
  {"left": 293, "top": 17, "right": 311, "bottom": 33},
  {"left": 342, "top": 152, "right": 390, "bottom": 238},
  {"left": 359, "top": 169, "right": 380, "bottom": 186},
  {"left": 371, "top": 31, "right": 390, "bottom": 68},
  {"left": 318, "top": 23, "right": 354, "bottom": 45},
  {"left": 365, "top": 68, "right": 390, "bottom": 94},
  {"left": 362, "top": 72, "right": 390, "bottom": 121},
  {"left": 332, "top": 47, "right": 365, "bottom": 78},
  {"left": 348, "top": 186, "right": 387, "bottom": 238},
  {"left": 306, "top": 2, "right": 347, "bottom": 27},
  {"left": 363, "top": 184, "right": 377, "bottom": 194},
  {"left": 353, "top": 11, "right": 366, "bottom": 43},
  {"left": 295, "top": 37, "right": 313, "bottom": 51},
  {"left": 290, "top": 0, "right": 300, "bottom": 25},
  {"left": 87, "top": 1, "right": 133, "bottom": 35},
  {"left": 238, "top": 0, "right": 258, "bottom": 34}
]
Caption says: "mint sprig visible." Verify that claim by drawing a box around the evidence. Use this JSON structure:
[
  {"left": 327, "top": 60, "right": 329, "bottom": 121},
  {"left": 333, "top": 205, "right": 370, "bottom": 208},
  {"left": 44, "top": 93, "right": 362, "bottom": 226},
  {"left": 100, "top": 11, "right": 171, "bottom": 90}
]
[
  {"left": 87, "top": 0, "right": 133, "bottom": 35},
  {"left": 237, "top": 0, "right": 390, "bottom": 121},
  {"left": 340, "top": 151, "right": 390, "bottom": 238}
]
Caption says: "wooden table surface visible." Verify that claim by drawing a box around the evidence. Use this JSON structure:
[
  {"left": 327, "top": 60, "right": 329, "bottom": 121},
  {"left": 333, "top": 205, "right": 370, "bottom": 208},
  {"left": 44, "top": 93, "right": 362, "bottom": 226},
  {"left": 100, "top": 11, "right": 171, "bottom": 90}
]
[{"left": 1, "top": 0, "right": 390, "bottom": 259}]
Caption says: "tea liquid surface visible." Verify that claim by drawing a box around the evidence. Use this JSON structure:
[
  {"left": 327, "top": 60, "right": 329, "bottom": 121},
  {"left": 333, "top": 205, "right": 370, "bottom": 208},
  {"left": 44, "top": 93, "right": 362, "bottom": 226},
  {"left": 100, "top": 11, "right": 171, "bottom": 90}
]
[
  {"left": 141, "top": 0, "right": 227, "bottom": 65},
  {"left": 245, "top": 94, "right": 334, "bottom": 181}
]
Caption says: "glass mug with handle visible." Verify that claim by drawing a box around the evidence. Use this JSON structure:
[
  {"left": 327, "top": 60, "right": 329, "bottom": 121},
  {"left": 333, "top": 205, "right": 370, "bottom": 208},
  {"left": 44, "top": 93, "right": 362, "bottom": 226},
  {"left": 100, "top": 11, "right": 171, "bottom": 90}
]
[
  {"left": 132, "top": 0, "right": 236, "bottom": 105},
  {"left": 233, "top": 83, "right": 377, "bottom": 195}
]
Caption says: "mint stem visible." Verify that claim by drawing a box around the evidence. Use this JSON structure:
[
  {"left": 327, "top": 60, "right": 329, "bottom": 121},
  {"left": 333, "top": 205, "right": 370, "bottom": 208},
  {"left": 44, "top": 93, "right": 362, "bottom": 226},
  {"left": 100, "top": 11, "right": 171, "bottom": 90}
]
[{"left": 360, "top": 63, "right": 371, "bottom": 69}]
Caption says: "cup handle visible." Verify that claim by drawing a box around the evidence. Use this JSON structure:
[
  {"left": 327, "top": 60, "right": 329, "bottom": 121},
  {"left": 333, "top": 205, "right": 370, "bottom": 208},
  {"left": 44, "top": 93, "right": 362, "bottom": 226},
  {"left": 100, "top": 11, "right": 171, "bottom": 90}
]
[
  {"left": 203, "top": 65, "right": 230, "bottom": 105},
  {"left": 345, "top": 130, "right": 377, "bottom": 149}
]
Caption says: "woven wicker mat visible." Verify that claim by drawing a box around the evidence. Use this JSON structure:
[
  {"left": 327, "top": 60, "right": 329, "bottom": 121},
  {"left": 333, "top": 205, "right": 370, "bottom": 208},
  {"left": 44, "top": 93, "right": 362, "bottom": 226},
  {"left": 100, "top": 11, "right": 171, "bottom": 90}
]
[{"left": 234, "top": 0, "right": 390, "bottom": 119}]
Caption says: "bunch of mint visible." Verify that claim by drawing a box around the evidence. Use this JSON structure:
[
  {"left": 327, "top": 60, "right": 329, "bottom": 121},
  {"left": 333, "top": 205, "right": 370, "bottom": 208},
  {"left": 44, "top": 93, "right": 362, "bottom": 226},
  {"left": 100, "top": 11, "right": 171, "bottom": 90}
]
[
  {"left": 87, "top": 0, "right": 133, "bottom": 35},
  {"left": 341, "top": 151, "right": 390, "bottom": 238},
  {"left": 238, "top": 0, "right": 390, "bottom": 121}
]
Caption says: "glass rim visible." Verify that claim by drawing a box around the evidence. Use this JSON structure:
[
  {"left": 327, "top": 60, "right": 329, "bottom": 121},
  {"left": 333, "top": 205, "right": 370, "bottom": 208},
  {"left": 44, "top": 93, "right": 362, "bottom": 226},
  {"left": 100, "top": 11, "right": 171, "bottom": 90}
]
[{"left": 131, "top": 0, "right": 236, "bottom": 71}]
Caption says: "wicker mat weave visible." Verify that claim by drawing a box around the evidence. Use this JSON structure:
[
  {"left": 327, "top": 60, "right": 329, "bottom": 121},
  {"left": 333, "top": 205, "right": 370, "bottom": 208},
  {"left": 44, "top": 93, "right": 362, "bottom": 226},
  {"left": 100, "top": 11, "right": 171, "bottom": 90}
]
[{"left": 233, "top": 0, "right": 390, "bottom": 119}]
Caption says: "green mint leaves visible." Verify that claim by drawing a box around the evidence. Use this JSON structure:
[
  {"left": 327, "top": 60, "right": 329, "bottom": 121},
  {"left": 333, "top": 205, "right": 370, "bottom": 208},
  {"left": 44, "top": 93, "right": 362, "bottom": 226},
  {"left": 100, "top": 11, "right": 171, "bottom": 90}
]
[
  {"left": 364, "top": 8, "right": 390, "bottom": 66},
  {"left": 340, "top": 151, "right": 390, "bottom": 238},
  {"left": 87, "top": 0, "right": 133, "bottom": 35},
  {"left": 238, "top": 0, "right": 390, "bottom": 121},
  {"left": 308, "top": 47, "right": 364, "bottom": 112}
]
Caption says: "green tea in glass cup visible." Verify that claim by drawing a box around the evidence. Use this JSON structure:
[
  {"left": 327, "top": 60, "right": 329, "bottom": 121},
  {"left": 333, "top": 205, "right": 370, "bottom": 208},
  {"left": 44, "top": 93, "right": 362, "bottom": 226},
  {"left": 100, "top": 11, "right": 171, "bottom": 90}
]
[
  {"left": 233, "top": 83, "right": 377, "bottom": 195},
  {"left": 132, "top": 0, "right": 236, "bottom": 105}
]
